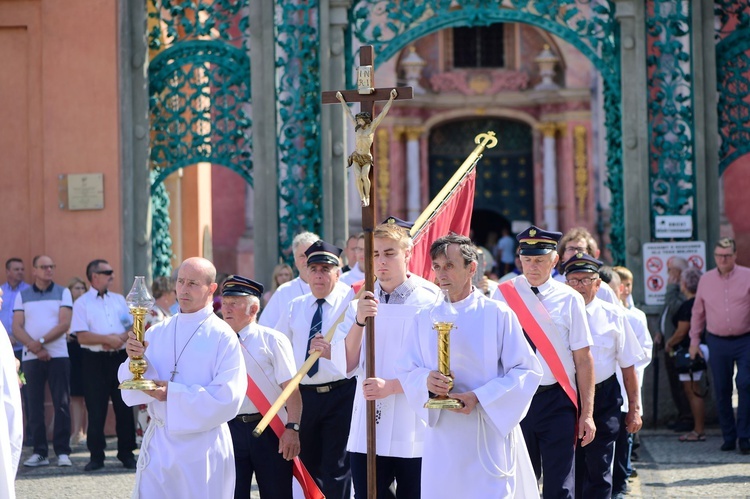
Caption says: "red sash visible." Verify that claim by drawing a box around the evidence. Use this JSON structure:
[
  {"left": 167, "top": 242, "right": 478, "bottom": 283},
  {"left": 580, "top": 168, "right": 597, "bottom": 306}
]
[
  {"left": 351, "top": 279, "right": 365, "bottom": 294},
  {"left": 498, "top": 280, "right": 579, "bottom": 412},
  {"left": 245, "top": 376, "right": 325, "bottom": 499}
]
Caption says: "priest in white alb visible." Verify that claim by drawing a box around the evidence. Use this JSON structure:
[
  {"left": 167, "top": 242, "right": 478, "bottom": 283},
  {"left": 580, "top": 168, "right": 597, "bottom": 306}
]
[
  {"left": 397, "top": 234, "right": 543, "bottom": 498},
  {"left": 119, "top": 257, "right": 247, "bottom": 498}
]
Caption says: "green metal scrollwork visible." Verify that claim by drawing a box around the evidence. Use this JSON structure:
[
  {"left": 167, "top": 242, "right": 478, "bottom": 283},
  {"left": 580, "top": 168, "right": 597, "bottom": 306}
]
[
  {"left": 149, "top": 41, "right": 252, "bottom": 188},
  {"left": 602, "top": 78, "right": 625, "bottom": 264},
  {"left": 348, "top": 0, "right": 625, "bottom": 263},
  {"left": 148, "top": 0, "right": 252, "bottom": 270},
  {"left": 645, "top": 0, "right": 695, "bottom": 238},
  {"left": 276, "top": 1, "right": 323, "bottom": 264},
  {"left": 151, "top": 170, "right": 174, "bottom": 277},
  {"left": 715, "top": 2, "right": 750, "bottom": 175}
]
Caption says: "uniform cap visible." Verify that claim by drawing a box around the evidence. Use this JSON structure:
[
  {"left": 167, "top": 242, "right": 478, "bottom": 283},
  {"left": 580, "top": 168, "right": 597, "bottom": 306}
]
[
  {"left": 222, "top": 275, "right": 264, "bottom": 297},
  {"left": 516, "top": 225, "right": 562, "bottom": 256}
]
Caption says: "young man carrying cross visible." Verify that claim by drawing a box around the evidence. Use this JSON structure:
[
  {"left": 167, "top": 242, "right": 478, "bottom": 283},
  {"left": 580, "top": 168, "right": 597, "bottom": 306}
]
[{"left": 334, "top": 219, "right": 436, "bottom": 497}]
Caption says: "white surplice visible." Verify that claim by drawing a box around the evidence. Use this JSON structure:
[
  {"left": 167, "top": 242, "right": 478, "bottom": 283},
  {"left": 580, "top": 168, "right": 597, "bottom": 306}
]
[
  {"left": 337, "top": 285, "right": 434, "bottom": 457},
  {"left": 397, "top": 290, "right": 543, "bottom": 498},
  {"left": 340, "top": 263, "right": 365, "bottom": 286},
  {"left": 259, "top": 277, "right": 310, "bottom": 328},
  {"left": 118, "top": 305, "right": 247, "bottom": 499},
  {"left": 0, "top": 323, "right": 22, "bottom": 499}
]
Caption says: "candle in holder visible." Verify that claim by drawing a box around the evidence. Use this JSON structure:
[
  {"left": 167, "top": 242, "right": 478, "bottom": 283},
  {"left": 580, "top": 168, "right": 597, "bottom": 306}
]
[{"left": 119, "top": 276, "right": 158, "bottom": 391}]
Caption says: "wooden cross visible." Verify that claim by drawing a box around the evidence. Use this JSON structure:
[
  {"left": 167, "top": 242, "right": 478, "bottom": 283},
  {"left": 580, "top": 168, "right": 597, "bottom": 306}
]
[{"left": 322, "top": 46, "right": 412, "bottom": 499}]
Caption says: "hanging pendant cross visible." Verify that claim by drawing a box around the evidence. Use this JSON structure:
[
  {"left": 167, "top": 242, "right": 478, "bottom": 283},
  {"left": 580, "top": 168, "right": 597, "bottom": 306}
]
[
  {"left": 170, "top": 369, "right": 178, "bottom": 382},
  {"left": 322, "top": 45, "right": 412, "bottom": 499}
]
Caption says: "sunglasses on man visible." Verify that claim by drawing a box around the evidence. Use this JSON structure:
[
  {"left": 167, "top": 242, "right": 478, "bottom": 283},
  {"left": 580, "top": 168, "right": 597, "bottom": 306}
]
[{"left": 95, "top": 269, "right": 114, "bottom": 276}]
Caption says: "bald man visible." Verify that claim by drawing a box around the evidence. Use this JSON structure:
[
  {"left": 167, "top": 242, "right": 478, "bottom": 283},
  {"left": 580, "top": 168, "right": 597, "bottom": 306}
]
[{"left": 119, "top": 258, "right": 247, "bottom": 498}]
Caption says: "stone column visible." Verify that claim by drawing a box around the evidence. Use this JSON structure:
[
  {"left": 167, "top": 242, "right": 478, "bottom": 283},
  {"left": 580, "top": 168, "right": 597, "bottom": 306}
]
[
  {"left": 320, "top": 0, "right": 351, "bottom": 247},
  {"left": 250, "top": 0, "right": 279, "bottom": 288},
  {"left": 615, "top": 0, "right": 650, "bottom": 304},
  {"left": 118, "top": 0, "right": 150, "bottom": 287},
  {"left": 405, "top": 126, "right": 424, "bottom": 221},
  {"left": 538, "top": 122, "right": 559, "bottom": 232}
]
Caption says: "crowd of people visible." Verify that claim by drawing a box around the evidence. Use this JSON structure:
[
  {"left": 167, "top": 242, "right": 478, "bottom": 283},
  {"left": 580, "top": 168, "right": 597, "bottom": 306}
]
[{"left": 1, "top": 223, "right": 748, "bottom": 498}]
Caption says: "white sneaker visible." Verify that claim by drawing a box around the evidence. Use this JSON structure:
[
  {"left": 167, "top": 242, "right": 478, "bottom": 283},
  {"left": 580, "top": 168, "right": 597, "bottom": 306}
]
[
  {"left": 58, "top": 454, "right": 72, "bottom": 467},
  {"left": 23, "top": 454, "right": 49, "bottom": 467}
]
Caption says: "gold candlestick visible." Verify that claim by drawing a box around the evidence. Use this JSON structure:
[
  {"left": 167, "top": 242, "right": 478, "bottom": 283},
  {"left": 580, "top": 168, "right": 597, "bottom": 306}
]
[
  {"left": 119, "top": 276, "right": 158, "bottom": 391},
  {"left": 424, "top": 290, "right": 465, "bottom": 410}
]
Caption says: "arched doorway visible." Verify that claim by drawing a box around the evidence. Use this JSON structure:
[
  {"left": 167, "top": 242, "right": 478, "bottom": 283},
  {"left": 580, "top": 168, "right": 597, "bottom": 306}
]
[{"left": 429, "top": 117, "right": 534, "bottom": 248}]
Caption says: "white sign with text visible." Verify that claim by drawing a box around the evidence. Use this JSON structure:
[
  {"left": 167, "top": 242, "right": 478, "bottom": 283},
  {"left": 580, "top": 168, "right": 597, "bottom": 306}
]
[{"left": 642, "top": 241, "right": 706, "bottom": 306}]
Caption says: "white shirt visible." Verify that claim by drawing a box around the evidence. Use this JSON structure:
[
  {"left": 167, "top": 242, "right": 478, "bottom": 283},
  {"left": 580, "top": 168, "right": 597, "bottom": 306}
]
[
  {"left": 340, "top": 263, "right": 364, "bottom": 286},
  {"left": 237, "top": 323, "right": 296, "bottom": 415},
  {"left": 585, "top": 298, "right": 644, "bottom": 383},
  {"left": 259, "top": 277, "right": 310, "bottom": 328},
  {"left": 618, "top": 305, "right": 653, "bottom": 414},
  {"left": 274, "top": 281, "right": 354, "bottom": 385},
  {"left": 14, "top": 284, "right": 73, "bottom": 359},
  {"left": 70, "top": 287, "right": 132, "bottom": 352},
  {"left": 492, "top": 275, "right": 593, "bottom": 386}
]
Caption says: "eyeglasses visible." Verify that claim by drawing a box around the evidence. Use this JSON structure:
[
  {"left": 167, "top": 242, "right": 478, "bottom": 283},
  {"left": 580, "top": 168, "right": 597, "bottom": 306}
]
[
  {"left": 565, "top": 246, "right": 588, "bottom": 254},
  {"left": 566, "top": 277, "right": 598, "bottom": 286},
  {"left": 714, "top": 253, "right": 734, "bottom": 259},
  {"left": 95, "top": 270, "right": 114, "bottom": 276},
  {"left": 37, "top": 265, "right": 56, "bottom": 271}
]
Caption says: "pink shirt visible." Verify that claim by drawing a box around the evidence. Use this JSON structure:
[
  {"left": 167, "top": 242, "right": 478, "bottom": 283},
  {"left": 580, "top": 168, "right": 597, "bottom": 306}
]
[{"left": 690, "top": 264, "right": 750, "bottom": 345}]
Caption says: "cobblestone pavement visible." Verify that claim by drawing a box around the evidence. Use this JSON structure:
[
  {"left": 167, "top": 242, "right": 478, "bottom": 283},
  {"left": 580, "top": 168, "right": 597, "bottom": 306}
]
[
  {"left": 14, "top": 430, "right": 750, "bottom": 498},
  {"left": 628, "top": 428, "right": 750, "bottom": 498},
  {"left": 14, "top": 438, "right": 260, "bottom": 499}
]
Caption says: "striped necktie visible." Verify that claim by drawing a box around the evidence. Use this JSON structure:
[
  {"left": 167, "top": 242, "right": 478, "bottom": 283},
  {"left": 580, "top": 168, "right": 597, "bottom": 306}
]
[{"left": 305, "top": 298, "right": 326, "bottom": 377}]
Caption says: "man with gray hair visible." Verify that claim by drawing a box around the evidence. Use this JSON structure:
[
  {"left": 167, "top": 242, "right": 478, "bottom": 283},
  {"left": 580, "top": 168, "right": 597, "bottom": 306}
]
[
  {"left": 221, "top": 275, "right": 302, "bottom": 499},
  {"left": 399, "top": 233, "right": 542, "bottom": 497},
  {"left": 259, "top": 231, "right": 320, "bottom": 328},
  {"left": 492, "top": 225, "right": 595, "bottom": 499}
]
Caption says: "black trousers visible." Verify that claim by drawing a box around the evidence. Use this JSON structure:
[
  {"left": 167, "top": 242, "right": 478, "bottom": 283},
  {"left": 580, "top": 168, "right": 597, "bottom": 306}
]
[
  {"left": 229, "top": 418, "right": 292, "bottom": 499},
  {"left": 350, "top": 452, "right": 421, "bottom": 499},
  {"left": 81, "top": 349, "right": 135, "bottom": 463},
  {"left": 574, "top": 376, "right": 623, "bottom": 499},
  {"left": 23, "top": 358, "right": 72, "bottom": 458},
  {"left": 521, "top": 384, "right": 577, "bottom": 499},
  {"left": 663, "top": 349, "right": 692, "bottom": 422},
  {"left": 299, "top": 378, "right": 356, "bottom": 499}
]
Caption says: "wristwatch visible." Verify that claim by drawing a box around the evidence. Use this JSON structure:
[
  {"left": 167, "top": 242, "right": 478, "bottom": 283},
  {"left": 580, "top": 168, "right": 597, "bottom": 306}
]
[
  {"left": 285, "top": 422, "right": 300, "bottom": 432},
  {"left": 39, "top": 337, "right": 46, "bottom": 345}
]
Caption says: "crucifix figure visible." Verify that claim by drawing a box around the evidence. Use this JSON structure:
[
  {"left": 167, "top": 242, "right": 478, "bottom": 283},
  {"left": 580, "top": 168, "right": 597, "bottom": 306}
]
[
  {"left": 336, "top": 88, "right": 398, "bottom": 207},
  {"left": 322, "top": 46, "right": 412, "bottom": 499}
]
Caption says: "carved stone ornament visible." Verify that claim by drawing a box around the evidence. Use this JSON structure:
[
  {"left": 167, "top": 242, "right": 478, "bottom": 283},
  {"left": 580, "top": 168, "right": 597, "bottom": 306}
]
[{"left": 430, "top": 69, "right": 530, "bottom": 95}]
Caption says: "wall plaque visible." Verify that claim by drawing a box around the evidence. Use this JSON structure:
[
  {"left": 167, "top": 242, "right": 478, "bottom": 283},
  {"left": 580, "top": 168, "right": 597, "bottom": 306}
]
[{"left": 58, "top": 173, "right": 104, "bottom": 210}]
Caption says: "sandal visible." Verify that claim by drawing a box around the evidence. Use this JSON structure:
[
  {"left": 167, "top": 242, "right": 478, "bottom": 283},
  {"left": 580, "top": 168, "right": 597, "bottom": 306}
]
[{"left": 679, "top": 431, "right": 706, "bottom": 442}]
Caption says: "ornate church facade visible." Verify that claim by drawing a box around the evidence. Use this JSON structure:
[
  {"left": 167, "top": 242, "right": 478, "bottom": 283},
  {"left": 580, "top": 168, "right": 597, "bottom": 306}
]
[{"left": 1, "top": 0, "right": 748, "bottom": 309}]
